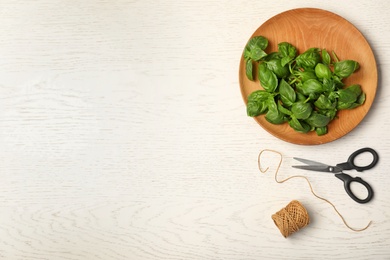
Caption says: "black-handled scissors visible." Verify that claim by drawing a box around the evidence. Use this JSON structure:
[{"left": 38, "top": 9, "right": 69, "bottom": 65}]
[{"left": 292, "top": 147, "right": 378, "bottom": 204}]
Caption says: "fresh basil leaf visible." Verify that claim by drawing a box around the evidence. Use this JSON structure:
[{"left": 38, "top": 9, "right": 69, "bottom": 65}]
[
  {"left": 245, "top": 59, "right": 254, "bottom": 81},
  {"left": 357, "top": 92, "right": 366, "bottom": 105},
  {"left": 244, "top": 46, "right": 267, "bottom": 61},
  {"left": 318, "top": 108, "right": 337, "bottom": 120},
  {"left": 266, "top": 58, "right": 289, "bottom": 78},
  {"left": 322, "top": 78, "right": 336, "bottom": 92},
  {"left": 281, "top": 56, "right": 293, "bottom": 67},
  {"left": 247, "top": 36, "right": 268, "bottom": 50},
  {"left": 247, "top": 90, "right": 271, "bottom": 102},
  {"left": 263, "top": 52, "right": 282, "bottom": 62},
  {"left": 347, "top": 103, "right": 360, "bottom": 109},
  {"left": 278, "top": 42, "right": 297, "bottom": 57},
  {"left": 334, "top": 60, "right": 359, "bottom": 78},
  {"left": 264, "top": 98, "right": 286, "bottom": 124},
  {"left": 295, "top": 48, "right": 321, "bottom": 70},
  {"left": 344, "top": 92, "right": 366, "bottom": 110},
  {"left": 247, "top": 101, "right": 266, "bottom": 117},
  {"left": 314, "top": 94, "right": 336, "bottom": 110},
  {"left": 309, "top": 92, "right": 321, "bottom": 101},
  {"left": 331, "top": 50, "right": 340, "bottom": 63},
  {"left": 305, "top": 112, "right": 330, "bottom": 127},
  {"left": 278, "top": 101, "right": 292, "bottom": 116},
  {"left": 258, "top": 62, "right": 278, "bottom": 92},
  {"left": 315, "top": 63, "right": 332, "bottom": 79},
  {"left": 244, "top": 36, "right": 269, "bottom": 61},
  {"left": 337, "top": 101, "right": 352, "bottom": 110},
  {"left": 337, "top": 88, "right": 358, "bottom": 104},
  {"left": 291, "top": 101, "right": 312, "bottom": 120},
  {"left": 265, "top": 107, "right": 286, "bottom": 124},
  {"left": 296, "top": 92, "right": 307, "bottom": 102},
  {"left": 332, "top": 75, "right": 345, "bottom": 89},
  {"left": 315, "top": 126, "right": 328, "bottom": 136},
  {"left": 278, "top": 42, "right": 297, "bottom": 66},
  {"left": 294, "top": 70, "right": 317, "bottom": 82},
  {"left": 346, "top": 84, "right": 362, "bottom": 97},
  {"left": 321, "top": 49, "right": 331, "bottom": 65},
  {"left": 328, "top": 91, "right": 338, "bottom": 102},
  {"left": 314, "top": 95, "right": 328, "bottom": 109},
  {"left": 300, "top": 79, "right": 324, "bottom": 96},
  {"left": 279, "top": 79, "right": 296, "bottom": 106},
  {"left": 288, "top": 116, "right": 311, "bottom": 133},
  {"left": 246, "top": 90, "right": 271, "bottom": 116}
]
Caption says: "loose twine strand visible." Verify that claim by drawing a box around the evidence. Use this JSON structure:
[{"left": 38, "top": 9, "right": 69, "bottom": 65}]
[{"left": 258, "top": 149, "right": 371, "bottom": 232}]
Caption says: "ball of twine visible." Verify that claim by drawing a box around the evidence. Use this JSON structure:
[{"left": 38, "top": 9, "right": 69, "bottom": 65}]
[{"left": 272, "top": 200, "right": 310, "bottom": 238}]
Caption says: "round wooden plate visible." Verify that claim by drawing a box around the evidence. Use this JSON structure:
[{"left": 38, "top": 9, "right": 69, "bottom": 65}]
[{"left": 239, "top": 8, "right": 377, "bottom": 145}]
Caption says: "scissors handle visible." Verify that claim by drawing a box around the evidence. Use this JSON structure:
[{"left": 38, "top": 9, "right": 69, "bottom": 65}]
[
  {"left": 336, "top": 147, "right": 379, "bottom": 172},
  {"left": 335, "top": 173, "right": 374, "bottom": 203}
]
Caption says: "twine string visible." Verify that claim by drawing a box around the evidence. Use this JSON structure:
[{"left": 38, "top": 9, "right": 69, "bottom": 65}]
[
  {"left": 272, "top": 200, "right": 310, "bottom": 238},
  {"left": 258, "top": 149, "right": 371, "bottom": 232}
]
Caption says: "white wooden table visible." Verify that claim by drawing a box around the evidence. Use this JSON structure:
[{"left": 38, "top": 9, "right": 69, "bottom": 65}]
[{"left": 0, "top": 1, "right": 389, "bottom": 259}]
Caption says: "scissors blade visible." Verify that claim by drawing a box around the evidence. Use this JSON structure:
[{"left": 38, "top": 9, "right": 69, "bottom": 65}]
[
  {"left": 292, "top": 165, "right": 334, "bottom": 172},
  {"left": 293, "top": 157, "right": 329, "bottom": 167},
  {"left": 292, "top": 157, "right": 342, "bottom": 173}
]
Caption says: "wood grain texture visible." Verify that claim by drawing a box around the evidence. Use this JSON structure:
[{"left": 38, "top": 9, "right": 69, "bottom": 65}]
[
  {"left": 239, "top": 8, "right": 377, "bottom": 145},
  {"left": 0, "top": 0, "right": 389, "bottom": 259}
]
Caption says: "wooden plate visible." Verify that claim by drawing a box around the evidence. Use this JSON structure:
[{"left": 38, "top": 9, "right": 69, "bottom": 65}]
[{"left": 239, "top": 8, "right": 377, "bottom": 145}]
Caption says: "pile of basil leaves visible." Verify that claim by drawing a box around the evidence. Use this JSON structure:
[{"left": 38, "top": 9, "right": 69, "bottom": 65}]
[{"left": 244, "top": 36, "right": 365, "bottom": 136}]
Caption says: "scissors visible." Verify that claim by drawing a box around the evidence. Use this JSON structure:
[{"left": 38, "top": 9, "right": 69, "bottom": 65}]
[{"left": 292, "top": 147, "right": 378, "bottom": 204}]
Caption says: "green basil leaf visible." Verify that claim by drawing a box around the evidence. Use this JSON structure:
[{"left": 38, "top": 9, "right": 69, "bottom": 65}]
[
  {"left": 278, "top": 101, "right": 292, "bottom": 116},
  {"left": 265, "top": 108, "right": 286, "bottom": 124},
  {"left": 278, "top": 42, "right": 297, "bottom": 66},
  {"left": 264, "top": 98, "right": 286, "bottom": 124},
  {"left": 315, "top": 126, "right": 328, "bottom": 136},
  {"left": 258, "top": 62, "right": 278, "bottom": 92},
  {"left": 247, "top": 101, "right": 266, "bottom": 117},
  {"left": 337, "top": 101, "right": 352, "bottom": 110},
  {"left": 279, "top": 79, "right": 296, "bottom": 106},
  {"left": 343, "top": 92, "right": 366, "bottom": 110},
  {"left": 321, "top": 49, "right": 331, "bottom": 65},
  {"left": 288, "top": 116, "right": 311, "bottom": 133},
  {"left": 247, "top": 90, "right": 271, "bottom": 103},
  {"left": 263, "top": 52, "right": 282, "bottom": 61},
  {"left": 244, "top": 36, "right": 269, "bottom": 61},
  {"left": 328, "top": 91, "right": 338, "bottom": 102},
  {"left": 245, "top": 59, "right": 254, "bottom": 81},
  {"left": 314, "top": 94, "right": 335, "bottom": 110},
  {"left": 247, "top": 36, "right": 268, "bottom": 50},
  {"left": 291, "top": 101, "right": 312, "bottom": 120},
  {"left": 266, "top": 58, "right": 290, "bottom": 78},
  {"left": 295, "top": 48, "right": 321, "bottom": 70},
  {"left": 305, "top": 112, "right": 330, "bottom": 127},
  {"left": 346, "top": 84, "right": 362, "bottom": 97},
  {"left": 322, "top": 78, "right": 336, "bottom": 92},
  {"left": 357, "top": 92, "right": 366, "bottom": 105},
  {"left": 296, "top": 92, "right": 307, "bottom": 102},
  {"left": 278, "top": 42, "right": 297, "bottom": 57},
  {"left": 334, "top": 60, "right": 359, "bottom": 78},
  {"left": 318, "top": 108, "right": 337, "bottom": 120},
  {"left": 300, "top": 79, "right": 324, "bottom": 96},
  {"left": 337, "top": 88, "right": 358, "bottom": 104},
  {"left": 246, "top": 90, "right": 271, "bottom": 116},
  {"left": 332, "top": 75, "right": 345, "bottom": 89},
  {"left": 294, "top": 70, "right": 317, "bottom": 82},
  {"left": 244, "top": 47, "right": 267, "bottom": 61},
  {"left": 347, "top": 103, "right": 360, "bottom": 109},
  {"left": 315, "top": 63, "right": 332, "bottom": 79},
  {"left": 281, "top": 56, "right": 292, "bottom": 67}
]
